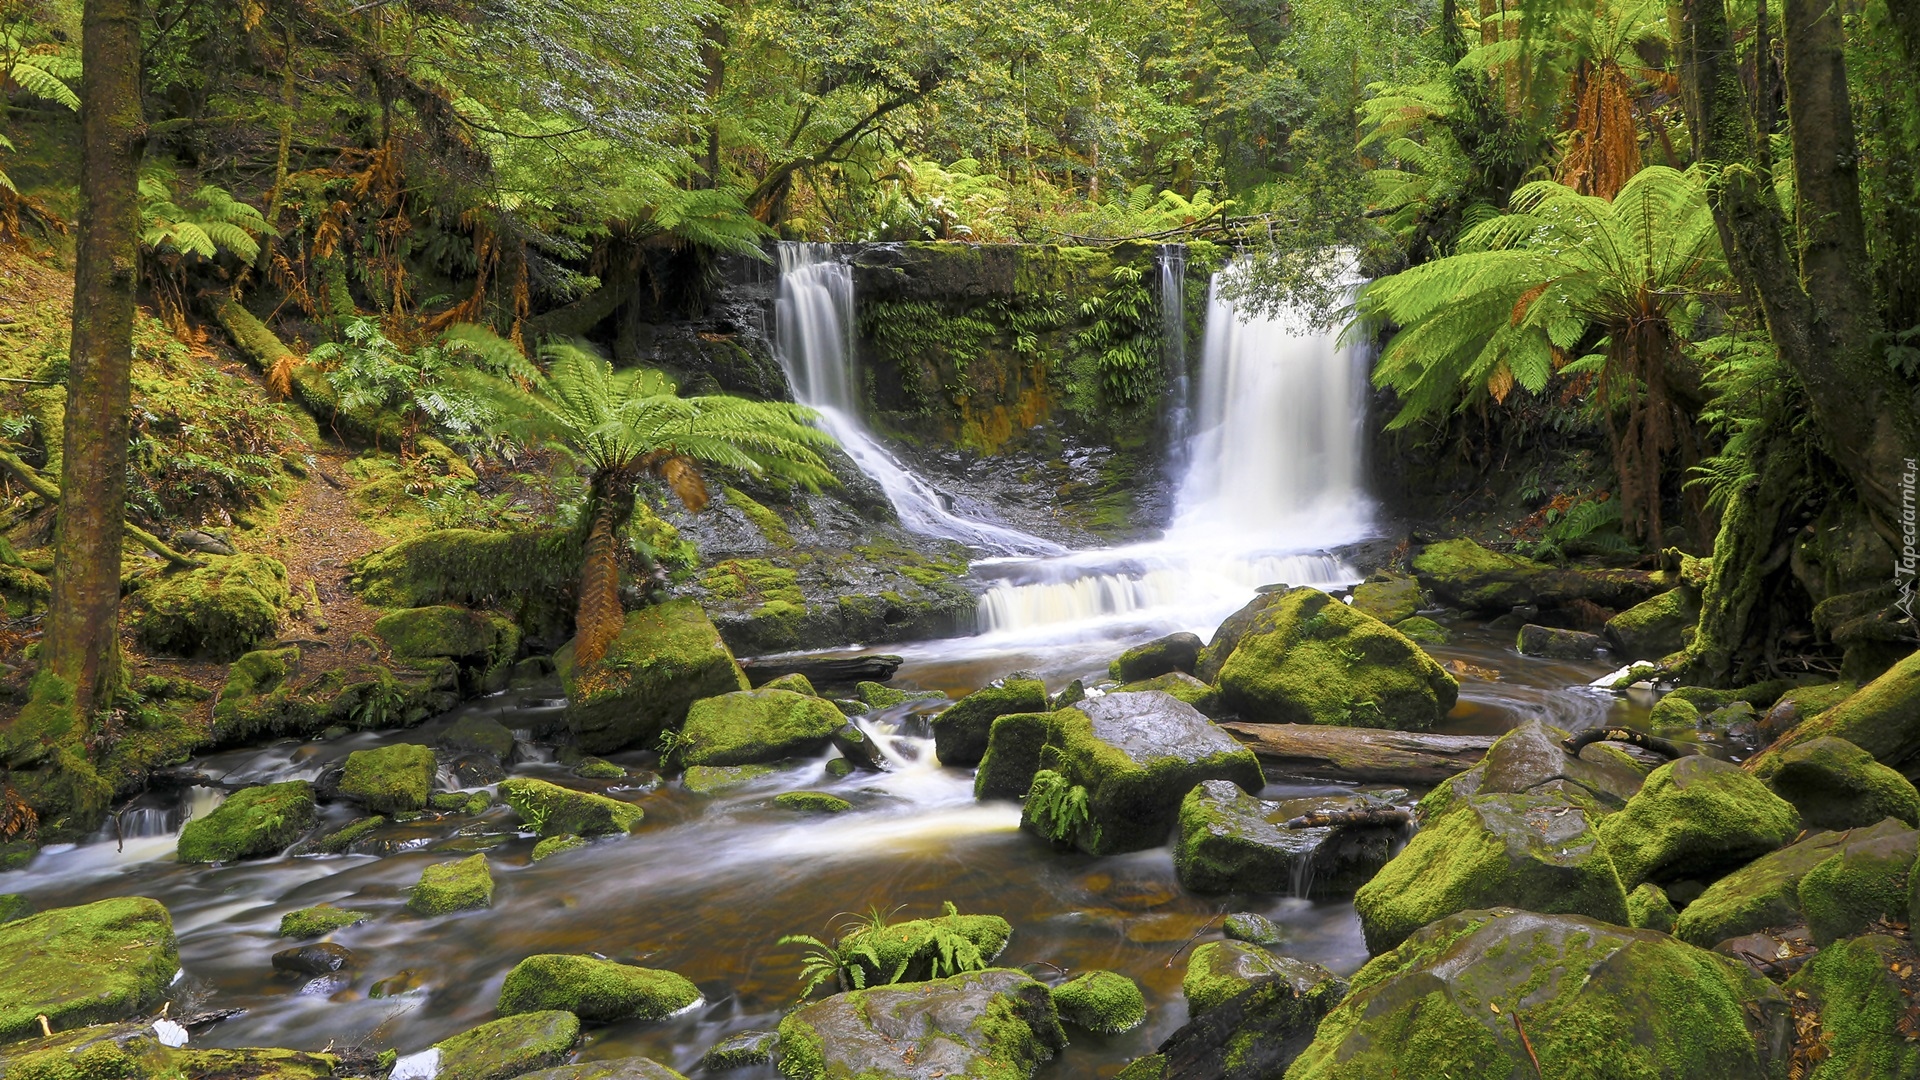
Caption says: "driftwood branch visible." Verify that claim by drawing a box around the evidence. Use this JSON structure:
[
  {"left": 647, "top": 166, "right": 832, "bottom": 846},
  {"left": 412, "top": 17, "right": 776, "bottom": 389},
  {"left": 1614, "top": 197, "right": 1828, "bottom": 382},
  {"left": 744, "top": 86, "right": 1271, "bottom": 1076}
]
[
  {"left": 0, "top": 449, "right": 205, "bottom": 569},
  {"left": 1284, "top": 807, "right": 1413, "bottom": 830},
  {"left": 1221, "top": 722, "right": 1495, "bottom": 785},
  {"left": 1562, "top": 726, "right": 1697, "bottom": 760}
]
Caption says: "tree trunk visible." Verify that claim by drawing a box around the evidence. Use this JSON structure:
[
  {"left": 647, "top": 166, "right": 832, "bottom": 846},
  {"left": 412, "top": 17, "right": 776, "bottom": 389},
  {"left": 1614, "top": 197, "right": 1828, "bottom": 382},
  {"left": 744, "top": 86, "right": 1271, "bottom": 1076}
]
[
  {"left": 41, "top": 0, "right": 144, "bottom": 716},
  {"left": 572, "top": 480, "right": 630, "bottom": 668}
]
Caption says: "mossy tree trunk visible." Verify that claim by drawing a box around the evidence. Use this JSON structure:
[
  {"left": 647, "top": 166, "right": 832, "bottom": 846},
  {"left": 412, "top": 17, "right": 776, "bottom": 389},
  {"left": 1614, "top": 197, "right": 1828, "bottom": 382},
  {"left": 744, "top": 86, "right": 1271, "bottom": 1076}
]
[{"left": 41, "top": 0, "right": 144, "bottom": 716}]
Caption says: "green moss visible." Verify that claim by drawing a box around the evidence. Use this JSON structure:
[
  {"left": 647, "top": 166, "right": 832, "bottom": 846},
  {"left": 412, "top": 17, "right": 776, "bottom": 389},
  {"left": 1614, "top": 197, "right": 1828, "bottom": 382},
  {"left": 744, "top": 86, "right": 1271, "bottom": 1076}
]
[
  {"left": 683, "top": 764, "right": 776, "bottom": 794},
  {"left": 1050, "top": 970, "right": 1145, "bottom": 1034},
  {"left": 134, "top": 553, "right": 291, "bottom": 660},
  {"left": 1625, "top": 883, "right": 1677, "bottom": 932},
  {"left": 0, "top": 898, "right": 177, "bottom": 1042},
  {"left": 277, "top": 904, "right": 369, "bottom": 938},
  {"left": 1182, "top": 941, "right": 1344, "bottom": 1016},
  {"left": 1215, "top": 588, "right": 1458, "bottom": 729},
  {"left": 1350, "top": 576, "right": 1422, "bottom": 625},
  {"left": 698, "top": 558, "right": 804, "bottom": 607},
  {"left": 856, "top": 680, "right": 946, "bottom": 709},
  {"left": 931, "top": 678, "right": 1050, "bottom": 766},
  {"left": 1747, "top": 650, "right": 1920, "bottom": 778},
  {"left": 304, "top": 815, "right": 385, "bottom": 855},
  {"left": 499, "top": 777, "right": 643, "bottom": 837},
  {"left": 1117, "top": 671, "right": 1218, "bottom": 714},
  {"left": 760, "top": 672, "right": 816, "bottom": 696},
  {"left": 497, "top": 954, "right": 700, "bottom": 1021},
  {"left": 349, "top": 527, "right": 581, "bottom": 631},
  {"left": 834, "top": 907, "right": 1014, "bottom": 988},
  {"left": 0, "top": 893, "right": 32, "bottom": 924},
  {"left": 1797, "top": 826, "right": 1916, "bottom": 945},
  {"left": 1603, "top": 587, "right": 1699, "bottom": 660},
  {"left": 1353, "top": 790, "right": 1626, "bottom": 954},
  {"left": 531, "top": 834, "right": 588, "bottom": 861},
  {"left": 407, "top": 853, "right": 494, "bottom": 915},
  {"left": 177, "top": 781, "right": 316, "bottom": 863},
  {"left": 680, "top": 688, "right": 842, "bottom": 767},
  {"left": 773, "top": 967, "right": 1064, "bottom": 1080},
  {"left": 372, "top": 605, "right": 515, "bottom": 660},
  {"left": 853, "top": 538, "right": 970, "bottom": 588},
  {"left": 1108, "top": 632, "right": 1203, "bottom": 682},
  {"left": 339, "top": 742, "right": 435, "bottom": 814},
  {"left": 1766, "top": 736, "right": 1920, "bottom": 829},
  {"left": 1648, "top": 693, "right": 1700, "bottom": 731},
  {"left": 559, "top": 601, "right": 750, "bottom": 754},
  {"left": 1393, "top": 615, "right": 1450, "bottom": 644},
  {"left": 701, "top": 1031, "right": 777, "bottom": 1070},
  {"left": 772, "top": 791, "right": 852, "bottom": 813},
  {"left": 441, "top": 715, "right": 515, "bottom": 759},
  {"left": 1599, "top": 755, "right": 1801, "bottom": 887},
  {"left": 720, "top": 486, "right": 793, "bottom": 546},
  {"left": 433, "top": 1010, "right": 580, "bottom": 1080},
  {"left": 1783, "top": 935, "right": 1920, "bottom": 1079}
]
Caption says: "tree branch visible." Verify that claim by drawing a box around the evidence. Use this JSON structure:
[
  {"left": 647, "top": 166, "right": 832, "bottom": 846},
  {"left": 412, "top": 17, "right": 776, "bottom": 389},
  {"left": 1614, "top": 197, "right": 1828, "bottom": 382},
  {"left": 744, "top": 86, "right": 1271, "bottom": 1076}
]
[{"left": 0, "top": 449, "right": 204, "bottom": 569}]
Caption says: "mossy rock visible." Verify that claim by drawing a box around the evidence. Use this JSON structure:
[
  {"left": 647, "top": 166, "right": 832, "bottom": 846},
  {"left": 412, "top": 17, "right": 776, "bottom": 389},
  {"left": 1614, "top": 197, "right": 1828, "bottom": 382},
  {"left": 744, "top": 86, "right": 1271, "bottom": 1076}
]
[
  {"left": 760, "top": 672, "right": 816, "bottom": 696},
  {"left": 499, "top": 777, "right": 643, "bottom": 837},
  {"left": 1797, "top": 821, "right": 1918, "bottom": 945},
  {"left": 1599, "top": 755, "right": 1801, "bottom": 887},
  {"left": 373, "top": 605, "right": 517, "bottom": 660},
  {"left": 1604, "top": 587, "right": 1700, "bottom": 661},
  {"left": 701, "top": 1031, "right": 777, "bottom": 1070},
  {"left": 835, "top": 908, "right": 1013, "bottom": 989},
  {"left": 1746, "top": 650, "right": 1920, "bottom": 779},
  {"left": 571, "top": 758, "right": 626, "bottom": 780},
  {"left": 1766, "top": 736, "right": 1920, "bottom": 830},
  {"left": 931, "top": 677, "right": 1049, "bottom": 767},
  {"left": 1758, "top": 681, "right": 1857, "bottom": 742},
  {"left": 1392, "top": 615, "right": 1449, "bottom": 645},
  {"left": 1350, "top": 575, "right": 1422, "bottom": 625},
  {"left": 1116, "top": 671, "right": 1219, "bottom": 715},
  {"left": 177, "top": 781, "right": 316, "bottom": 863},
  {"left": 855, "top": 681, "right": 946, "bottom": 710},
  {"left": 1223, "top": 911, "right": 1285, "bottom": 946},
  {"left": 774, "top": 968, "right": 1065, "bottom": 1080},
  {"left": 772, "top": 791, "right": 851, "bottom": 814},
  {"left": 680, "top": 688, "right": 841, "bottom": 767},
  {"left": 1288, "top": 908, "right": 1791, "bottom": 1080},
  {"left": 1215, "top": 588, "right": 1458, "bottom": 730},
  {"left": 407, "top": 854, "right": 494, "bottom": 915},
  {"left": 1108, "top": 631, "right": 1204, "bottom": 683},
  {"left": 1625, "top": 883, "right": 1678, "bottom": 932},
  {"left": 497, "top": 954, "right": 700, "bottom": 1022},
  {"left": 531, "top": 834, "right": 589, "bottom": 861},
  {"left": 1050, "top": 970, "right": 1144, "bottom": 1034},
  {"left": 1353, "top": 787, "right": 1626, "bottom": 954},
  {"left": 433, "top": 1009, "right": 581, "bottom": 1080},
  {"left": 439, "top": 715, "right": 515, "bottom": 761},
  {"left": 349, "top": 527, "right": 581, "bottom": 630},
  {"left": 683, "top": 764, "right": 776, "bottom": 794},
  {"left": 301, "top": 815, "right": 385, "bottom": 855},
  {"left": 976, "top": 692, "right": 1263, "bottom": 856},
  {"left": 1516, "top": 623, "right": 1606, "bottom": 660},
  {"left": 0, "top": 897, "right": 180, "bottom": 1042},
  {"left": 211, "top": 651, "right": 457, "bottom": 746},
  {"left": 338, "top": 743, "right": 435, "bottom": 814},
  {"left": 1672, "top": 825, "right": 1883, "bottom": 947},
  {"left": 1649, "top": 694, "right": 1701, "bottom": 731},
  {"left": 0, "top": 1028, "right": 339, "bottom": 1080},
  {"left": 514, "top": 1060, "right": 690, "bottom": 1080},
  {"left": 0, "top": 893, "right": 32, "bottom": 924},
  {"left": 278, "top": 905, "right": 368, "bottom": 938},
  {"left": 1471, "top": 718, "right": 1648, "bottom": 806},
  {"left": 1411, "top": 537, "right": 1666, "bottom": 613},
  {"left": 1782, "top": 934, "right": 1920, "bottom": 1079},
  {"left": 135, "top": 553, "right": 291, "bottom": 660},
  {"left": 1183, "top": 941, "right": 1345, "bottom": 1017},
  {"left": 559, "top": 601, "right": 749, "bottom": 754},
  {"left": 1174, "top": 780, "right": 1396, "bottom": 896}
]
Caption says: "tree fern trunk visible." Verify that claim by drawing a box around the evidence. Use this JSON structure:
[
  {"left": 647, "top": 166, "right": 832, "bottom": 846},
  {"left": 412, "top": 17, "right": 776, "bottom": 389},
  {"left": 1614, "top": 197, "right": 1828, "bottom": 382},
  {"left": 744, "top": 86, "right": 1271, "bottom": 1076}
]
[{"left": 573, "top": 489, "right": 624, "bottom": 669}]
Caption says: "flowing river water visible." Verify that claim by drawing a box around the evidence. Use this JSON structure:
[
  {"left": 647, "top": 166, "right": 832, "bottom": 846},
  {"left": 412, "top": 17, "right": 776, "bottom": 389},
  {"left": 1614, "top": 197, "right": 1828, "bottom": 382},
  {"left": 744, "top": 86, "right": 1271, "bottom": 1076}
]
[{"left": 0, "top": 248, "right": 1654, "bottom": 1076}]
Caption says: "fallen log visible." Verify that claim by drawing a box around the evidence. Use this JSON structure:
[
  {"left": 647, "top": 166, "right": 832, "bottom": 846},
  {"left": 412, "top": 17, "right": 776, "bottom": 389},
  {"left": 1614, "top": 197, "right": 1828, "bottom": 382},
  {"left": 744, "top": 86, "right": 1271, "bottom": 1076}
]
[
  {"left": 741, "top": 653, "right": 904, "bottom": 688},
  {"left": 1283, "top": 807, "right": 1413, "bottom": 829},
  {"left": 1220, "top": 723, "right": 1496, "bottom": 785}
]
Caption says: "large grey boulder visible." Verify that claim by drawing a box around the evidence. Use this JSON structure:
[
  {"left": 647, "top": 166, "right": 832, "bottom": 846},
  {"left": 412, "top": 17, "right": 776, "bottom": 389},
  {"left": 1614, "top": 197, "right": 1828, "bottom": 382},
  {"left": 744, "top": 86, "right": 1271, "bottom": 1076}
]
[{"left": 774, "top": 969, "right": 1065, "bottom": 1080}]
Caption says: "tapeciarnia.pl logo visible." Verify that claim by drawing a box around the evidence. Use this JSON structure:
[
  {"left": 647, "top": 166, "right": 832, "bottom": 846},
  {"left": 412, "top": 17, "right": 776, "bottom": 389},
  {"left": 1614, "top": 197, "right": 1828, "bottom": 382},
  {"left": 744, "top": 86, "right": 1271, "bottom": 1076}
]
[{"left": 1899, "top": 458, "right": 1917, "bottom": 625}]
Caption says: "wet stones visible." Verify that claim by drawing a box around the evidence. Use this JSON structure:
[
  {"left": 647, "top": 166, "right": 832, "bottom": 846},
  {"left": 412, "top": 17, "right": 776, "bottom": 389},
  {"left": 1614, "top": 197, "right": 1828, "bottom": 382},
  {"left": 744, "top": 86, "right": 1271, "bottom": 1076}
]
[
  {"left": 560, "top": 600, "right": 750, "bottom": 754},
  {"left": 1604, "top": 587, "right": 1700, "bottom": 660},
  {"left": 278, "top": 905, "right": 368, "bottom": 938},
  {"left": 1124, "top": 946, "right": 1345, "bottom": 1080},
  {"left": 431, "top": 1010, "right": 580, "bottom": 1080},
  {"left": 176, "top": 781, "right": 317, "bottom": 863},
  {"left": 339, "top": 743, "right": 436, "bottom": 815},
  {"left": 439, "top": 715, "right": 516, "bottom": 762},
  {"left": 829, "top": 722, "right": 885, "bottom": 771},
  {"left": 496, "top": 954, "right": 700, "bottom": 1022},
  {"left": 1173, "top": 781, "right": 1399, "bottom": 896},
  {"left": 1763, "top": 736, "right": 1920, "bottom": 830},
  {"left": 1223, "top": 911, "right": 1286, "bottom": 947},
  {"left": 772, "top": 791, "right": 851, "bottom": 813},
  {"left": 272, "top": 941, "right": 354, "bottom": 976},
  {"left": 679, "top": 689, "right": 842, "bottom": 767},
  {"left": 774, "top": 968, "right": 1066, "bottom": 1080},
  {"left": 1050, "top": 970, "right": 1145, "bottom": 1034},
  {"left": 1515, "top": 623, "right": 1607, "bottom": 660},
  {"left": 498, "top": 778, "right": 643, "bottom": 837},
  {"left": 407, "top": 854, "right": 494, "bottom": 915},
  {"left": 702, "top": 1030, "right": 777, "bottom": 1070},
  {"left": 1109, "top": 631, "right": 1204, "bottom": 683},
  {"left": 930, "top": 676, "right": 1049, "bottom": 767},
  {"left": 516, "top": 1060, "right": 691, "bottom": 1080},
  {"left": 1599, "top": 755, "right": 1801, "bottom": 888}
]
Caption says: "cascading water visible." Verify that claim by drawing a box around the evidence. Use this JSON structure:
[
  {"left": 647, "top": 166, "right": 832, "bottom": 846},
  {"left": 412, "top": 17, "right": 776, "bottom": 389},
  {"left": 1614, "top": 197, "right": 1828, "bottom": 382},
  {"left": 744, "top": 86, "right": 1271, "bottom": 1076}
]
[
  {"left": 967, "top": 259, "right": 1373, "bottom": 644},
  {"left": 1159, "top": 244, "right": 1192, "bottom": 479},
  {"left": 773, "top": 244, "right": 1065, "bottom": 557}
]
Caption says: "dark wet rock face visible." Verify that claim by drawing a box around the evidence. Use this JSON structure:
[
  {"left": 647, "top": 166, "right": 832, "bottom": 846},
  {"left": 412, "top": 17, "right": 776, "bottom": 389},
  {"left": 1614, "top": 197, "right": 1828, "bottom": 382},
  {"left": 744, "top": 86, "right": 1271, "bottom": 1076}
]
[
  {"left": 1174, "top": 780, "right": 1400, "bottom": 896},
  {"left": 1110, "top": 631, "right": 1204, "bottom": 682},
  {"left": 931, "top": 677, "right": 1050, "bottom": 766},
  {"left": 272, "top": 941, "right": 354, "bottom": 975},
  {"left": 1765, "top": 736, "right": 1920, "bottom": 830},
  {"left": 1126, "top": 945, "right": 1346, "bottom": 1080},
  {"left": 1516, "top": 623, "right": 1607, "bottom": 660},
  {"left": 1474, "top": 719, "right": 1646, "bottom": 806},
  {"left": 775, "top": 968, "right": 1067, "bottom": 1080}
]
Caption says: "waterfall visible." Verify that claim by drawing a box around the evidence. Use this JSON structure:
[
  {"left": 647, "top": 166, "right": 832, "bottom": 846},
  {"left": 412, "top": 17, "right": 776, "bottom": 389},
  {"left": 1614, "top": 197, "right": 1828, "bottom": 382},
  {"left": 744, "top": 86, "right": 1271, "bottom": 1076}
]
[
  {"left": 973, "top": 258, "right": 1373, "bottom": 637},
  {"left": 1160, "top": 244, "right": 1192, "bottom": 479},
  {"left": 773, "top": 244, "right": 1066, "bottom": 557}
]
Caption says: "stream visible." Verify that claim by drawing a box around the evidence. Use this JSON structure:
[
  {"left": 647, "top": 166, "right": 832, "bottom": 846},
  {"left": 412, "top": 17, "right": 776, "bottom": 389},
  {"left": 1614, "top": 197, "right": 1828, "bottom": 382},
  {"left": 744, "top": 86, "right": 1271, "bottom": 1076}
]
[{"left": 1, "top": 246, "right": 1653, "bottom": 1076}]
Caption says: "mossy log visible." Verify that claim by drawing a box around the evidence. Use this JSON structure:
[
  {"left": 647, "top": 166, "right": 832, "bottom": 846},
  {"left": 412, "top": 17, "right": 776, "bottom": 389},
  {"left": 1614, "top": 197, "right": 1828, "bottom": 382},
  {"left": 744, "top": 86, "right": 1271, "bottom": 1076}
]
[
  {"left": 211, "top": 298, "right": 398, "bottom": 445},
  {"left": 1220, "top": 722, "right": 1495, "bottom": 785},
  {"left": 0, "top": 448, "right": 203, "bottom": 569}
]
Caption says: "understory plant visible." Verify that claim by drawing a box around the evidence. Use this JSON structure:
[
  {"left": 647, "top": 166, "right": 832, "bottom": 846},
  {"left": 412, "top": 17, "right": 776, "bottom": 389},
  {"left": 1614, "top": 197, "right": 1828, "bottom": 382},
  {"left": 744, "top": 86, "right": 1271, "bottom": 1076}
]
[{"left": 777, "top": 901, "right": 997, "bottom": 1000}]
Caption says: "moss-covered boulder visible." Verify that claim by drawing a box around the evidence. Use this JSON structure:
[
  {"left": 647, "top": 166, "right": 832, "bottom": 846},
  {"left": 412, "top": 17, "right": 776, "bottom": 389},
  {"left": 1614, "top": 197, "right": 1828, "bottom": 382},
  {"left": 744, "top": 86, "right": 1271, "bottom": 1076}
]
[
  {"left": 1214, "top": 587, "right": 1458, "bottom": 730},
  {"left": 930, "top": 677, "right": 1049, "bottom": 766},
  {"left": 1195, "top": 589, "right": 1285, "bottom": 683},
  {"left": 1392, "top": 615, "right": 1449, "bottom": 645},
  {"left": 1411, "top": 537, "right": 1666, "bottom": 613},
  {"left": 1109, "top": 631, "right": 1204, "bottom": 683},
  {"left": 373, "top": 604, "right": 515, "bottom": 661},
  {"left": 1604, "top": 587, "right": 1700, "bottom": 660},
  {"left": 1050, "top": 970, "right": 1144, "bottom": 1034},
  {"left": 1126, "top": 946, "right": 1346, "bottom": 1080},
  {"left": 1599, "top": 755, "right": 1801, "bottom": 887},
  {"left": 433, "top": 1010, "right": 580, "bottom": 1080},
  {"left": 0, "top": 897, "right": 179, "bottom": 1042},
  {"left": 1290, "top": 909, "right": 1790, "bottom": 1080},
  {"left": 772, "top": 791, "right": 851, "bottom": 813},
  {"left": 1516, "top": 623, "right": 1606, "bottom": 660},
  {"left": 499, "top": 777, "right": 643, "bottom": 837},
  {"left": 1797, "top": 821, "right": 1918, "bottom": 944},
  {"left": 680, "top": 688, "right": 842, "bottom": 767},
  {"left": 515, "top": 1060, "right": 689, "bottom": 1080},
  {"left": 856, "top": 681, "right": 946, "bottom": 709},
  {"left": 834, "top": 908, "right": 1013, "bottom": 989},
  {"left": 1626, "top": 883, "right": 1678, "bottom": 932},
  {"left": 439, "top": 715, "right": 515, "bottom": 760},
  {"left": 407, "top": 853, "right": 493, "bottom": 915},
  {"left": 1461, "top": 718, "right": 1648, "bottom": 807},
  {"left": 559, "top": 601, "right": 749, "bottom": 753},
  {"left": 774, "top": 968, "right": 1065, "bottom": 1080},
  {"left": 1672, "top": 824, "right": 1893, "bottom": 947},
  {"left": 0, "top": 893, "right": 31, "bottom": 924},
  {"left": 497, "top": 954, "right": 700, "bottom": 1022},
  {"left": 1353, "top": 786, "right": 1626, "bottom": 954},
  {"left": 976, "top": 692, "right": 1263, "bottom": 855},
  {"left": 134, "top": 553, "right": 290, "bottom": 660},
  {"left": 760, "top": 672, "right": 816, "bottom": 696},
  {"left": 1174, "top": 780, "right": 1397, "bottom": 896},
  {"left": 1746, "top": 649, "right": 1920, "bottom": 779},
  {"left": 1183, "top": 941, "right": 1345, "bottom": 1017},
  {"left": 177, "top": 781, "right": 316, "bottom": 863},
  {"left": 1782, "top": 935, "right": 1920, "bottom": 1079},
  {"left": 701, "top": 1032, "right": 777, "bottom": 1071},
  {"left": 338, "top": 742, "right": 435, "bottom": 814},
  {"left": 1116, "top": 671, "right": 1219, "bottom": 714},
  {"left": 1766, "top": 736, "right": 1920, "bottom": 829},
  {"left": 278, "top": 905, "right": 368, "bottom": 938},
  {"left": 682, "top": 764, "right": 776, "bottom": 794},
  {"left": 0, "top": 1027, "right": 340, "bottom": 1080},
  {"left": 531, "top": 834, "right": 588, "bottom": 861},
  {"left": 1349, "top": 575, "right": 1422, "bottom": 625}
]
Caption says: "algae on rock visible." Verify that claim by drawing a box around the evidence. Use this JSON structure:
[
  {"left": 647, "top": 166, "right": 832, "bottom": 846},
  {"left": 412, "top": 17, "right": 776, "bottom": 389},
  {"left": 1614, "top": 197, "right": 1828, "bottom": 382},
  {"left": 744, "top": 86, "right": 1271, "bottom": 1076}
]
[
  {"left": 497, "top": 954, "right": 700, "bottom": 1022},
  {"left": 432, "top": 1009, "right": 580, "bottom": 1080},
  {"left": 0, "top": 897, "right": 180, "bottom": 1042},
  {"left": 134, "top": 553, "right": 291, "bottom": 660},
  {"left": 930, "top": 677, "right": 1049, "bottom": 766},
  {"left": 774, "top": 967, "right": 1065, "bottom": 1080},
  {"left": 679, "top": 688, "right": 841, "bottom": 767},
  {"left": 338, "top": 743, "right": 435, "bottom": 814},
  {"left": 408, "top": 853, "right": 494, "bottom": 915},
  {"left": 1049, "top": 970, "right": 1145, "bottom": 1034},
  {"left": 500, "top": 777, "right": 643, "bottom": 837}
]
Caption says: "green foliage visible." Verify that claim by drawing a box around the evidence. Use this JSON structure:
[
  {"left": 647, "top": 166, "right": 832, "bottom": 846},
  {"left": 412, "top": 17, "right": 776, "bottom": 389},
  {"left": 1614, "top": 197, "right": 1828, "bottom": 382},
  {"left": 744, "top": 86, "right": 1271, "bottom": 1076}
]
[
  {"left": 310, "top": 319, "right": 531, "bottom": 447},
  {"left": 1070, "top": 263, "right": 1159, "bottom": 411},
  {"left": 778, "top": 901, "right": 1000, "bottom": 1000},
  {"left": 139, "top": 169, "right": 273, "bottom": 264},
  {"left": 1023, "top": 768, "right": 1090, "bottom": 845}
]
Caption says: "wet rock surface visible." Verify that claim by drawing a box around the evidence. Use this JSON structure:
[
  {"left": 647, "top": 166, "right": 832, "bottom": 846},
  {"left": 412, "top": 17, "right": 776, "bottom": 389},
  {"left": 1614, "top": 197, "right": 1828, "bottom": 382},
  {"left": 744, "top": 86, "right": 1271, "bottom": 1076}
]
[
  {"left": 774, "top": 968, "right": 1066, "bottom": 1080},
  {"left": 1174, "top": 780, "right": 1400, "bottom": 896}
]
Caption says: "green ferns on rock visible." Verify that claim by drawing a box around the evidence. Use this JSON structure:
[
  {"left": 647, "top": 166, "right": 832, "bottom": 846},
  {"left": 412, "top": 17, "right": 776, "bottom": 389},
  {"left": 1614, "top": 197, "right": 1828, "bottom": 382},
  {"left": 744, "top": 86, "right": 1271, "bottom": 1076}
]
[{"left": 779, "top": 902, "right": 1010, "bottom": 999}]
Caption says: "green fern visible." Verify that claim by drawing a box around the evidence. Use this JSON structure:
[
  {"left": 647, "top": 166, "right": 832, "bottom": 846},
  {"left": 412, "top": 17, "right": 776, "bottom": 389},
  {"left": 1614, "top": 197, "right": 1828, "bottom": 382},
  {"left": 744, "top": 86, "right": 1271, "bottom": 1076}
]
[
  {"left": 1024, "top": 769, "right": 1090, "bottom": 845},
  {"left": 138, "top": 168, "right": 273, "bottom": 263}
]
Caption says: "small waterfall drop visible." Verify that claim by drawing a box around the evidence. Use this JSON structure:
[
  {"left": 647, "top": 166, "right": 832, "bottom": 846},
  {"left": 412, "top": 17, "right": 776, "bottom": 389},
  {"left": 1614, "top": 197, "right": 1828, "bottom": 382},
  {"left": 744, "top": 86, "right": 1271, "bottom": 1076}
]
[
  {"left": 773, "top": 244, "right": 1066, "bottom": 557},
  {"left": 1160, "top": 244, "right": 1192, "bottom": 479}
]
